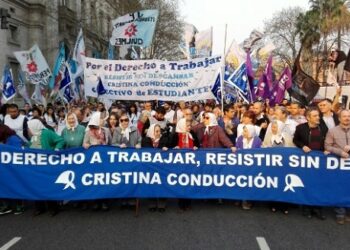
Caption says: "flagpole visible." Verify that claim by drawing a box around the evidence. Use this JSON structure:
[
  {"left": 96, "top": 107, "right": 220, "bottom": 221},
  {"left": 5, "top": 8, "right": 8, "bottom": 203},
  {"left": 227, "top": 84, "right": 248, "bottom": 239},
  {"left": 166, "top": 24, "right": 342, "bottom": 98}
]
[{"left": 221, "top": 24, "right": 227, "bottom": 113}]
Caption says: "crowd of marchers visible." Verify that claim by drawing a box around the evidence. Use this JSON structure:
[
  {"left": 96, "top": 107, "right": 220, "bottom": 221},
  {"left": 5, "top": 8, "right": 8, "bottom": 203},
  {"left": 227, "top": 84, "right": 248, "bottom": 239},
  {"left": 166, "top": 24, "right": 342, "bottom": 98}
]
[{"left": 0, "top": 92, "right": 349, "bottom": 225}]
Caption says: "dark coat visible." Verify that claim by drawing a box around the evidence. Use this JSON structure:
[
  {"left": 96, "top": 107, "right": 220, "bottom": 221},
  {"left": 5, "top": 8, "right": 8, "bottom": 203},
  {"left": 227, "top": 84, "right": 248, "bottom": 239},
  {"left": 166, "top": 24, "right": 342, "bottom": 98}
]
[
  {"left": 293, "top": 122, "right": 328, "bottom": 151},
  {"left": 192, "top": 123, "right": 234, "bottom": 148}
]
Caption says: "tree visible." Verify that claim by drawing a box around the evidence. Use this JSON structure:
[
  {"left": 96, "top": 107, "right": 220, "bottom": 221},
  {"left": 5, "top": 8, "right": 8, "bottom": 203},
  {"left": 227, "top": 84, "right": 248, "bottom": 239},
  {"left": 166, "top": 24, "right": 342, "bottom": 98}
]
[
  {"left": 264, "top": 7, "right": 304, "bottom": 69},
  {"left": 141, "top": 0, "right": 184, "bottom": 60}
]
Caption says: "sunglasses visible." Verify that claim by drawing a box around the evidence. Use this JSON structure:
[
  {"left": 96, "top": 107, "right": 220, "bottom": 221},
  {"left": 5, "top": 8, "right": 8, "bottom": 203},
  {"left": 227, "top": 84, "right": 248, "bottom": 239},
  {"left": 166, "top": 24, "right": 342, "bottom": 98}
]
[
  {"left": 204, "top": 117, "right": 210, "bottom": 120},
  {"left": 120, "top": 118, "right": 129, "bottom": 122}
]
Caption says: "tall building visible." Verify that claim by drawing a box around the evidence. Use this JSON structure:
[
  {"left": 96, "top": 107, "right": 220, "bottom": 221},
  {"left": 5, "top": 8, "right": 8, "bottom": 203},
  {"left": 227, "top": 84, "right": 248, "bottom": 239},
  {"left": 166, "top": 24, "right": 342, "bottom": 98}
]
[{"left": 0, "top": 0, "right": 123, "bottom": 103}]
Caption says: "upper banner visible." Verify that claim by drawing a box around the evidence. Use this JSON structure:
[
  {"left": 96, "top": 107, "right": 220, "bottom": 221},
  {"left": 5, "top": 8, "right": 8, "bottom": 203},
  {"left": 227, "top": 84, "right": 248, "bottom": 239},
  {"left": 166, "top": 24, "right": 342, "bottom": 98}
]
[
  {"left": 84, "top": 56, "right": 221, "bottom": 101},
  {"left": 14, "top": 44, "right": 51, "bottom": 85},
  {"left": 110, "top": 9, "right": 158, "bottom": 47},
  {"left": 1, "top": 144, "right": 350, "bottom": 207}
]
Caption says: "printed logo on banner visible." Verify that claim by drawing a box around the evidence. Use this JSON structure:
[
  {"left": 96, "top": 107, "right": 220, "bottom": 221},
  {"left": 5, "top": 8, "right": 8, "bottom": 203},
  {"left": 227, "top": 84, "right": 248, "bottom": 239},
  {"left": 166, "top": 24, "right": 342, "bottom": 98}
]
[
  {"left": 284, "top": 174, "right": 304, "bottom": 192},
  {"left": 125, "top": 23, "right": 137, "bottom": 37},
  {"left": 55, "top": 171, "right": 76, "bottom": 190}
]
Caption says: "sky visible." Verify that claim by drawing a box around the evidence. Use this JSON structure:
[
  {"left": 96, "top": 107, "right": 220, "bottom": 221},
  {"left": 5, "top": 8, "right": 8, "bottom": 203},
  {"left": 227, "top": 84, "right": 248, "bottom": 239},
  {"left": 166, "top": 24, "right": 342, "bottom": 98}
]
[{"left": 180, "top": 0, "right": 310, "bottom": 54}]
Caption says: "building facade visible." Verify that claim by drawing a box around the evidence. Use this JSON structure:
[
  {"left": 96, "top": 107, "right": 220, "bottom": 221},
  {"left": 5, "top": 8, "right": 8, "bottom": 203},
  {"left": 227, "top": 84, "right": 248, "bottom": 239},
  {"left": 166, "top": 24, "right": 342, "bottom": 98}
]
[{"left": 0, "top": 0, "right": 124, "bottom": 102}]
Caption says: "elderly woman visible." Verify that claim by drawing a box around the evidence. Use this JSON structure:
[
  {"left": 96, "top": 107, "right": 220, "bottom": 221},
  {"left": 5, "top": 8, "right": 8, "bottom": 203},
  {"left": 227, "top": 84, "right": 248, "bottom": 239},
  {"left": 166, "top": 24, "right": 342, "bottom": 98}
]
[
  {"left": 193, "top": 112, "right": 236, "bottom": 152},
  {"left": 236, "top": 124, "right": 262, "bottom": 210},
  {"left": 112, "top": 113, "right": 141, "bottom": 209},
  {"left": 83, "top": 111, "right": 112, "bottom": 149},
  {"left": 142, "top": 124, "right": 170, "bottom": 212},
  {"left": 83, "top": 111, "right": 111, "bottom": 211},
  {"left": 28, "top": 119, "right": 65, "bottom": 217},
  {"left": 262, "top": 120, "right": 294, "bottom": 214},
  {"left": 112, "top": 113, "right": 141, "bottom": 148},
  {"left": 174, "top": 118, "right": 200, "bottom": 211},
  {"left": 62, "top": 112, "right": 85, "bottom": 149}
]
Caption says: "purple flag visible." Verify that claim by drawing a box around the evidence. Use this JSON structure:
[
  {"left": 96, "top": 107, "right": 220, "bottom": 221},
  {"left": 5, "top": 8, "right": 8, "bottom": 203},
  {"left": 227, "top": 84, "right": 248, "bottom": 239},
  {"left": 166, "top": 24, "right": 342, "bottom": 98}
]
[
  {"left": 270, "top": 67, "right": 292, "bottom": 105},
  {"left": 246, "top": 52, "right": 256, "bottom": 101},
  {"left": 265, "top": 55, "right": 274, "bottom": 89},
  {"left": 256, "top": 74, "right": 270, "bottom": 101}
]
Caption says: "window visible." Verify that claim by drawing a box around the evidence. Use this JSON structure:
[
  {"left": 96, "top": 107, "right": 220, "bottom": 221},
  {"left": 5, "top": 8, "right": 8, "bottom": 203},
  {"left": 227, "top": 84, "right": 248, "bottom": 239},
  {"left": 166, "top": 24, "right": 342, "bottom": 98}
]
[{"left": 9, "top": 25, "right": 18, "bottom": 42}]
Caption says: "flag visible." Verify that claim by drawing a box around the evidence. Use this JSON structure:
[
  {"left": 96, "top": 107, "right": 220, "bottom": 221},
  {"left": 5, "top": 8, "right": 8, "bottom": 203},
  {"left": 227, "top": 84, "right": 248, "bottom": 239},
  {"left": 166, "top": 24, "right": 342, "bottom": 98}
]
[
  {"left": 246, "top": 51, "right": 256, "bottom": 101},
  {"left": 269, "top": 67, "right": 292, "bottom": 105},
  {"left": 256, "top": 74, "right": 270, "bottom": 101},
  {"left": 195, "top": 27, "right": 212, "bottom": 58},
  {"left": 49, "top": 42, "right": 66, "bottom": 90},
  {"left": 243, "top": 29, "right": 264, "bottom": 51},
  {"left": 1, "top": 65, "right": 16, "bottom": 102},
  {"left": 97, "top": 77, "right": 107, "bottom": 96},
  {"left": 211, "top": 73, "right": 221, "bottom": 103},
  {"left": 72, "top": 28, "right": 85, "bottom": 78},
  {"left": 179, "top": 23, "right": 198, "bottom": 59},
  {"left": 59, "top": 64, "right": 72, "bottom": 90},
  {"left": 227, "top": 63, "right": 252, "bottom": 102},
  {"left": 62, "top": 84, "right": 73, "bottom": 103},
  {"left": 225, "top": 40, "right": 246, "bottom": 71},
  {"left": 31, "top": 83, "right": 46, "bottom": 106},
  {"left": 110, "top": 9, "right": 159, "bottom": 47},
  {"left": 108, "top": 42, "right": 114, "bottom": 60},
  {"left": 17, "top": 69, "right": 32, "bottom": 106},
  {"left": 13, "top": 44, "right": 52, "bottom": 85},
  {"left": 288, "top": 50, "right": 320, "bottom": 105}
]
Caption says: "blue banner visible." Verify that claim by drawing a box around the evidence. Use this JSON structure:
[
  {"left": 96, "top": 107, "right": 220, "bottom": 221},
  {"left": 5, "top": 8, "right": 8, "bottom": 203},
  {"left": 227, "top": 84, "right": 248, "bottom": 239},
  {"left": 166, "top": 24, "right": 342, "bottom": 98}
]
[{"left": 0, "top": 144, "right": 350, "bottom": 206}]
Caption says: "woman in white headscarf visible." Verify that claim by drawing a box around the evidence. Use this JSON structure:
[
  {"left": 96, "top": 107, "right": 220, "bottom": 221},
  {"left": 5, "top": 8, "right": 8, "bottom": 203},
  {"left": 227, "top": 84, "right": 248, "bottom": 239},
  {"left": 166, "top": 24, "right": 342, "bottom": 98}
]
[
  {"left": 82, "top": 111, "right": 111, "bottom": 211},
  {"left": 262, "top": 120, "right": 294, "bottom": 215},
  {"left": 193, "top": 112, "right": 236, "bottom": 152},
  {"left": 141, "top": 124, "right": 169, "bottom": 212},
  {"left": 235, "top": 124, "right": 262, "bottom": 211},
  {"left": 62, "top": 112, "right": 86, "bottom": 149},
  {"left": 83, "top": 111, "right": 112, "bottom": 149},
  {"left": 263, "top": 120, "right": 294, "bottom": 148},
  {"left": 112, "top": 113, "right": 141, "bottom": 148},
  {"left": 236, "top": 124, "right": 262, "bottom": 149}
]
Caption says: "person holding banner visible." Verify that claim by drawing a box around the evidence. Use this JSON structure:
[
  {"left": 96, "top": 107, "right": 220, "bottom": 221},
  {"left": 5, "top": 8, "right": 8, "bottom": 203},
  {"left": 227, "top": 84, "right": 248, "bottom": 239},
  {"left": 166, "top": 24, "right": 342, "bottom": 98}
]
[
  {"left": 27, "top": 119, "right": 65, "bottom": 216},
  {"left": 293, "top": 107, "right": 328, "bottom": 220},
  {"left": 83, "top": 110, "right": 112, "bottom": 211},
  {"left": 174, "top": 118, "right": 200, "bottom": 211},
  {"left": 0, "top": 124, "right": 26, "bottom": 215},
  {"left": 106, "top": 113, "right": 119, "bottom": 139},
  {"left": 4, "top": 104, "right": 30, "bottom": 144},
  {"left": 142, "top": 124, "right": 170, "bottom": 212},
  {"left": 112, "top": 113, "right": 141, "bottom": 209},
  {"left": 325, "top": 109, "right": 350, "bottom": 225},
  {"left": 61, "top": 112, "right": 85, "bottom": 149},
  {"left": 127, "top": 103, "right": 140, "bottom": 127}
]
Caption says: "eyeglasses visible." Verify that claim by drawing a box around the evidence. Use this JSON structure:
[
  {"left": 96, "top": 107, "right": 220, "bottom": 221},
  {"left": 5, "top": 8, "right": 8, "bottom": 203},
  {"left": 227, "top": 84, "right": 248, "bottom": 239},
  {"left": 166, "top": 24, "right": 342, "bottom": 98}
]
[
  {"left": 204, "top": 117, "right": 210, "bottom": 120},
  {"left": 120, "top": 119, "right": 129, "bottom": 122}
]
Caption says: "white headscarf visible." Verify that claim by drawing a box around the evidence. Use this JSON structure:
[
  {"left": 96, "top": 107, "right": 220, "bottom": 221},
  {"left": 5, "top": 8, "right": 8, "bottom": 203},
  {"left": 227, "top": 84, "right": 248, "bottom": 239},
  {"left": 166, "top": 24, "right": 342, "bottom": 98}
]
[
  {"left": 204, "top": 112, "right": 218, "bottom": 134},
  {"left": 87, "top": 111, "right": 101, "bottom": 127},
  {"left": 28, "top": 119, "right": 45, "bottom": 142},
  {"left": 176, "top": 118, "right": 193, "bottom": 142},
  {"left": 242, "top": 124, "right": 256, "bottom": 149},
  {"left": 65, "top": 113, "right": 79, "bottom": 131},
  {"left": 270, "top": 120, "right": 285, "bottom": 145},
  {"left": 119, "top": 116, "right": 131, "bottom": 141},
  {"left": 146, "top": 124, "right": 161, "bottom": 142}
]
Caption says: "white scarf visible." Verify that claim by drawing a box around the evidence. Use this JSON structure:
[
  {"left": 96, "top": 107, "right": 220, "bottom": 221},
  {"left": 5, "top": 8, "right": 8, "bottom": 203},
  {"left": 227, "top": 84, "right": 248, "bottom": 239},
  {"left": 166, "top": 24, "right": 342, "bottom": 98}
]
[
  {"left": 146, "top": 124, "right": 160, "bottom": 143},
  {"left": 204, "top": 113, "right": 218, "bottom": 134},
  {"left": 176, "top": 118, "right": 193, "bottom": 143},
  {"left": 28, "top": 119, "right": 45, "bottom": 142},
  {"left": 242, "top": 124, "right": 256, "bottom": 149}
]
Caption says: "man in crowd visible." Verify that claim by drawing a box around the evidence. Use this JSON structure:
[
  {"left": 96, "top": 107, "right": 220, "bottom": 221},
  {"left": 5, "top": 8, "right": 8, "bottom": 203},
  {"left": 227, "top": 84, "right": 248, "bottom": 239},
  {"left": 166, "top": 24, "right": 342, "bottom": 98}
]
[
  {"left": 273, "top": 106, "right": 298, "bottom": 137},
  {"left": 218, "top": 104, "right": 237, "bottom": 144},
  {"left": 318, "top": 98, "right": 339, "bottom": 129},
  {"left": 293, "top": 107, "right": 328, "bottom": 220},
  {"left": 252, "top": 101, "right": 269, "bottom": 140},
  {"left": 289, "top": 102, "right": 307, "bottom": 124},
  {"left": 325, "top": 109, "right": 350, "bottom": 225},
  {"left": 4, "top": 104, "right": 29, "bottom": 144}
]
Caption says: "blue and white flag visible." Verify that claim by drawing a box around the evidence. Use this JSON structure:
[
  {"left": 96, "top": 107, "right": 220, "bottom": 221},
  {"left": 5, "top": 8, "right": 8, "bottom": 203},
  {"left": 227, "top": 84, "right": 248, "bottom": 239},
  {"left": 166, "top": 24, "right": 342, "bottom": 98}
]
[
  {"left": 63, "top": 84, "right": 73, "bottom": 103},
  {"left": 227, "top": 63, "right": 252, "bottom": 103},
  {"left": 110, "top": 9, "right": 159, "bottom": 47},
  {"left": 72, "top": 28, "right": 85, "bottom": 79},
  {"left": 211, "top": 73, "right": 221, "bottom": 103},
  {"left": 1, "top": 65, "right": 16, "bottom": 102},
  {"left": 59, "top": 64, "right": 72, "bottom": 90},
  {"left": 49, "top": 42, "right": 66, "bottom": 90},
  {"left": 31, "top": 83, "right": 46, "bottom": 106}
]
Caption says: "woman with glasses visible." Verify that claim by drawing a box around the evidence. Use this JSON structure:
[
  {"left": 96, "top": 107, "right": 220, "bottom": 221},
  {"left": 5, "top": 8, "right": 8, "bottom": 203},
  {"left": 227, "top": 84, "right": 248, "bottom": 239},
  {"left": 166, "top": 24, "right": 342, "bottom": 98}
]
[{"left": 112, "top": 113, "right": 141, "bottom": 209}]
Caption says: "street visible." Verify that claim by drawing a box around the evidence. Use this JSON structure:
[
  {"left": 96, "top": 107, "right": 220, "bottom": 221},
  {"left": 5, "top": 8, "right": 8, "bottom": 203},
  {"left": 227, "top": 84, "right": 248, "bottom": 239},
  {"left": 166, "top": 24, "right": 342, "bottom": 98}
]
[{"left": 0, "top": 200, "right": 349, "bottom": 250}]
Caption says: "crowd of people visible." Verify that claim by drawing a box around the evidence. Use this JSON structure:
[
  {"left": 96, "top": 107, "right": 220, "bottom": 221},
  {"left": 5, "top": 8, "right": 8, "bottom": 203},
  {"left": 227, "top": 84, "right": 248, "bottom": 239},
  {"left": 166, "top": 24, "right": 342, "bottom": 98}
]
[{"left": 0, "top": 94, "right": 349, "bottom": 225}]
